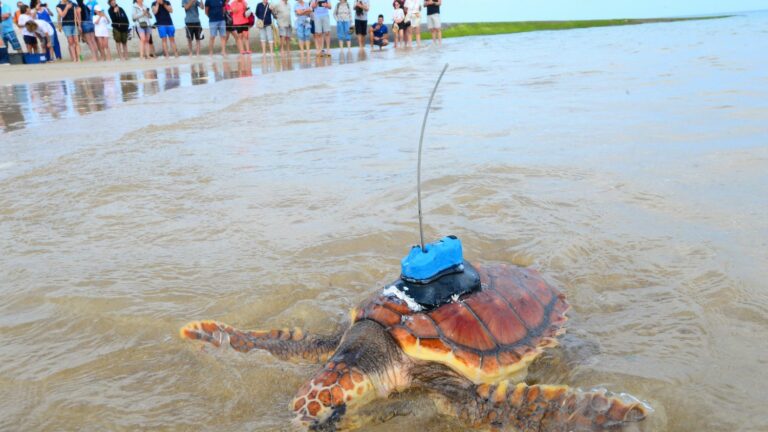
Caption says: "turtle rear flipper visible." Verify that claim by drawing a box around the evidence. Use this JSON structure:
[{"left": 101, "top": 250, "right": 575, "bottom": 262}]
[
  {"left": 180, "top": 320, "right": 342, "bottom": 362},
  {"left": 435, "top": 380, "right": 650, "bottom": 431}
]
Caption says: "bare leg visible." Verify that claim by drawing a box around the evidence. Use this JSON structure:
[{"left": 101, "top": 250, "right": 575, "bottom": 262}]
[{"left": 169, "top": 37, "right": 178, "bottom": 56}]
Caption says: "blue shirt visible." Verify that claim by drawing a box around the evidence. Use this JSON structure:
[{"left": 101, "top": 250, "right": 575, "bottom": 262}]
[
  {"left": 1, "top": 3, "right": 14, "bottom": 34},
  {"left": 313, "top": 0, "right": 329, "bottom": 18},
  {"left": 293, "top": 1, "right": 309, "bottom": 25},
  {"left": 372, "top": 23, "right": 387, "bottom": 37},
  {"left": 205, "top": 0, "right": 224, "bottom": 22},
  {"left": 255, "top": 2, "right": 272, "bottom": 26},
  {"left": 152, "top": 0, "right": 174, "bottom": 25}
]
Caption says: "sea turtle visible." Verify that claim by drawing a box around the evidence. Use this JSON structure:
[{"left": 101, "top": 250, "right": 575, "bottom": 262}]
[{"left": 180, "top": 262, "right": 650, "bottom": 431}]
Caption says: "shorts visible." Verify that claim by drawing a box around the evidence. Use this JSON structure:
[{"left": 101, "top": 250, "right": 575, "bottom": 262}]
[
  {"left": 407, "top": 12, "right": 420, "bottom": 27},
  {"left": 278, "top": 25, "right": 291, "bottom": 37},
  {"left": 81, "top": 21, "right": 95, "bottom": 34},
  {"left": 354, "top": 19, "right": 367, "bottom": 35},
  {"left": 113, "top": 29, "right": 129, "bottom": 43},
  {"left": 157, "top": 25, "right": 175, "bottom": 38},
  {"left": 399, "top": 21, "right": 410, "bottom": 31},
  {"left": 135, "top": 25, "right": 151, "bottom": 37},
  {"left": 336, "top": 20, "right": 350, "bottom": 41},
  {"left": 24, "top": 35, "right": 38, "bottom": 47},
  {"left": 427, "top": 13, "right": 440, "bottom": 29},
  {"left": 258, "top": 26, "right": 273, "bottom": 42},
  {"left": 2, "top": 31, "right": 21, "bottom": 50},
  {"left": 373, "top": 38, "right": 384, "bottom": 47},
  {"left": 235, "top": 25, "right": 248, "bottom": 34},
  {"left": 185, "top": 23, "right": 203, "bottom": 40},
  {"left": 314, "top": 15, "right": 330, "bottom": 33},
  {"left": 226, "top": 24, "right": 235, "bottom": 33},
  {"left": 296, "top": 22, "right": 311, "bottom": 41},
  {"left": 61, "top": 24, "right": 77, "bottom": 37},
  {"left": 209, "top": 20, "right": 225, "bottom": 37}
]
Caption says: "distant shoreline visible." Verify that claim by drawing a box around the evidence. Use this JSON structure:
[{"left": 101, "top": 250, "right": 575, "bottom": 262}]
[
  {"left": 430, "top": 16, "right": 732, "bottom": 40},
  {"left": 1, "top": 16, "right": 731, "bottom": 86}
]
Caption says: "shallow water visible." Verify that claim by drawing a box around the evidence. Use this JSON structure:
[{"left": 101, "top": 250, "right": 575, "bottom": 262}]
[{"left": 1, "top": 12, "right": 768, "bottom": 432}]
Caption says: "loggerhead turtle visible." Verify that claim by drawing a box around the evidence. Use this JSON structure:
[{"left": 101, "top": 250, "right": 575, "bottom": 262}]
[{"left": 180, "top": 261, "right": 651, "bottom": 431}]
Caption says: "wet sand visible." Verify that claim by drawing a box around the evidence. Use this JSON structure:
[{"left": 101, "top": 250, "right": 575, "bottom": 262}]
[{"left": 1, "top": 13, "right": 768, "bottom": 432}]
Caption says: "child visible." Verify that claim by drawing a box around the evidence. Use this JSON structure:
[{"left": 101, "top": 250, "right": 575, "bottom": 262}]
[{"left": 93, "top": 4, "right": 111, "bottom": 60}]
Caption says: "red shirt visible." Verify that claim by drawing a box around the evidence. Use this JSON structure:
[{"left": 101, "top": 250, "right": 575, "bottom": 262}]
[{"left": 230, "top": 0, "right": 248, "bottom": 25}]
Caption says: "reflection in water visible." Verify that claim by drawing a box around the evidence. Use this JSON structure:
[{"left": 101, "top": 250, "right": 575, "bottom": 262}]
[
  {"left": 1, "top": 53, "right": 365, "bottom": 133},
  {"left": 119, "top": 72, "right": 139, "bottom": 103}
]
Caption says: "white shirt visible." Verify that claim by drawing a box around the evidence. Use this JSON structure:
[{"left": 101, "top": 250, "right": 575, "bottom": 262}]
[
  {"left": 18, "top": 13, "right": 33, "bottom": 36},
  {"left": 393, "top": 8, "right": 403, "bottom": 23},
  {"left": 93, "top": 12, "right": 111, "bottom": 37},
  {"left": 33, "top": 19, "right": 54, "bottom": 36},
  {"left": 404, "top": 0, "right": 420, "bottom": 14}
]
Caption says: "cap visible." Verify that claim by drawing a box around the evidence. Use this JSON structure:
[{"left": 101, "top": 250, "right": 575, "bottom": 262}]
[{"left": 94, "top": 5, "right": 102, "bottom": 11}]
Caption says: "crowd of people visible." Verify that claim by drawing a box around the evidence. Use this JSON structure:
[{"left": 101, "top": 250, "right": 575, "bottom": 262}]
[{"left": 0, "top": 0, "right": 442, "bottom": 63}]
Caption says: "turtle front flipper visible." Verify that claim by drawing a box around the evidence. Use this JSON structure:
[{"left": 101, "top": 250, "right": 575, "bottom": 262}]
[
  {"left": 292, "top": 320, "right": 408, "bottom": 431},
  {"left": 180, "top": 320, "right": 342, "bottom": 362},
  {"left": 452, "top": 381, "right": 651, "bottom": 431}
]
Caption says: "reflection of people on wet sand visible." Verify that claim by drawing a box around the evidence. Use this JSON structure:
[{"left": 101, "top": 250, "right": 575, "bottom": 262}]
[{"left": 369, "top": 14, "right": 387, "bottom": 50}]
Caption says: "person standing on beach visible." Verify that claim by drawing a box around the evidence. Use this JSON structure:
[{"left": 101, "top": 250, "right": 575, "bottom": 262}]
[
  {"left": 182, "top": 0, "right": 203, "bottom": 56},
  {"left": 77, "top": 0, "right": 100, "bottom": 60},
  {"left": 108, "top": 0, "right": 129, "bottom": 60},
  {"left": 333, "top": 0, "right": 351, "bottom": 51},
  {"left": 35, "top": 1, "right": 61, "bottom": 59},
  {"left": 310, "top": 0, "right": 329, "bottom": 56},
  {"left": 352, "top": 0, "right": 367, "bottom": 49},
  {"left": 255, "top": 0, "right": 273, "bottom": 56},
  {"left": 392, "top": 0, "right": 403, "bottom": 48},
  {"left": 229, "top": 0, "right": 248, "bottom": 55},
  {"left": 1, "top": 0, "right": 23, "bottom": 53},
  {"left": 424, "top": 0, "right": 439, "bottom": 45},
  {"left": 92, "top": 5, "right": 111, "bottom": 60},
  {"left": 403, "top": 0, "right": 419, "bottom": 47},
  {"left": 271, "top": 0, "right": 290, "bottom": 55},
  {"left": 17, "top": 5, "right": 39, "bottom": 53},
  {"left": 56, "top": 0, "right": 79, "bottom": 60},
  {"left": 132, "top": 0, "right": 152, "bottom": 59},
  {"left": 204, "top": 0, "right": 226, "bottom": 55},
  {"left": 293, "top": 0, "right": 311, "bottom": 59},
  {"left": 152, "top": 0, "right": 179, "bottom": 57}
]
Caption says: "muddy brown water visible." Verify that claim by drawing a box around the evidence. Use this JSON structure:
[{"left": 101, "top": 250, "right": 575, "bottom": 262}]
[{"left": 1, "top": 12, "right": 767, "bottom": 432}]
